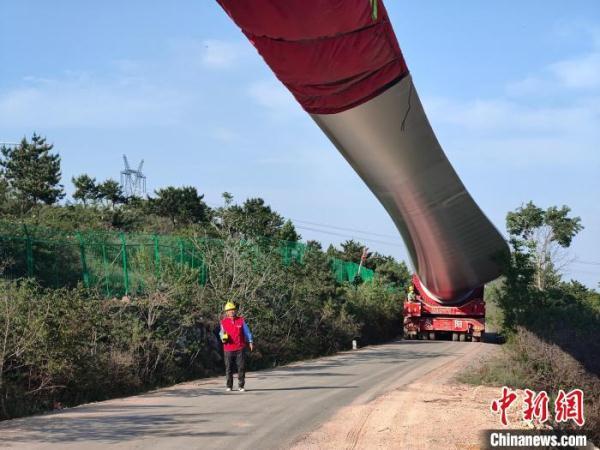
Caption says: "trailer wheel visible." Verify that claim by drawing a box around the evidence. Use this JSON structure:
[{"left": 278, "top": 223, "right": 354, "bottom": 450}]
[
  {"left": 452, "top": 333, "right": 458, "bottom": 341},
  {"left": 428, "top": 332, "right": 435, "bottom": 341},
  {"left": 459, "top": 333, "right": 466, "bottom": 342},
  {"left": 473, "top": 336, "right": 481, "bottom": 342}
]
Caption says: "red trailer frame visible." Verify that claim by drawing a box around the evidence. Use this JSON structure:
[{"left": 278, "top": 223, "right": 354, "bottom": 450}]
[{"left": 403, "top": 275, "right": 485, "bottom": 341}]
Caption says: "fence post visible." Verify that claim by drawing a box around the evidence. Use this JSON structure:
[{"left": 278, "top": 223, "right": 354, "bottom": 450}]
[
  {"left": 22, "top": 224, "right": 33, "bottom": 277},
  {"left": 197, "top": 239, "right": 207, "bottom": 285},
  {"left": 76, "top": 232, "right": 90, "bottom": 288},
  {"left": 101, "top": 243, "right": 110, "bottom": 297},
  {"left": 153, "top": 234, "right": 160, "bottom": 280},
  {"left": 120, "top": 233, "right": 129, "bottom": 295}
]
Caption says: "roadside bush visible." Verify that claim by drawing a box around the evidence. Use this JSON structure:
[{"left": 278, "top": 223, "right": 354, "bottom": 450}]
[
  {"left": 0, "top": 267, "right": 226, "bottom": 420},
  {"left": 461, "top": 327, "right": 599, "bottom": 444},
  {"left": 343, "top": 281, "right": 403, "bottom": 345},
  {"left": 0, "top": 239, "right": 404, "bottom": 420}
]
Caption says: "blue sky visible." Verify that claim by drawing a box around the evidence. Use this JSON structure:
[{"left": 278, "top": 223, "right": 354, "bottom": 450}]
[{"left": 1, "top": 1, "right": 599, "bottom": 287}]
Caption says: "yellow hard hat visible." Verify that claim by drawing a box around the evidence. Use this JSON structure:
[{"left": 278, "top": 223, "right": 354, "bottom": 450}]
[
  {"left": 408, "top": 285, "right": 414, "bottom": 292},
  {"left": 224, "top": 301, "right": 237, "bottom": 311}
]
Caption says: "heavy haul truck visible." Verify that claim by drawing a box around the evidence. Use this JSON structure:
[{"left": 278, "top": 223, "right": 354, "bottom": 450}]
[{"left": 403, "top": 275, "right": 485, "bottom": 342}]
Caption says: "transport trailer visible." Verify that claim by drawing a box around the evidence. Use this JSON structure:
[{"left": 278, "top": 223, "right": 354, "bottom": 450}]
[{"left": 403, "top": 275, "right": 485, "bottom": 342}]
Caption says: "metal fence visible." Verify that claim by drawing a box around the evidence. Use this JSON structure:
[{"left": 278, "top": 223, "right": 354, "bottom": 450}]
[{"left": 0, "top": 222, "right": 374, "bottom": 297}]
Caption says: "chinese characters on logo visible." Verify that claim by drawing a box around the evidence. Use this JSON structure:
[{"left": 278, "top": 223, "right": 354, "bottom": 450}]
[
  {"left": 491, "top": 386, "right": 518, "bottom": 426},
  {"left": 555, "top": 389, "right": 585, "bottom": 427},
  {"left": 491, "top": 387, "right": 585, "bottom": 426}
]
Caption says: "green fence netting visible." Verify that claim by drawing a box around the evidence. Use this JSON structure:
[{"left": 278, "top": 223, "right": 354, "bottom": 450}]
[
  {"left": 330, "top": 257, "right": 374, "bottom": 283},
  {"left": 0, "top": 222, "right": 373, "bottom": 297}
]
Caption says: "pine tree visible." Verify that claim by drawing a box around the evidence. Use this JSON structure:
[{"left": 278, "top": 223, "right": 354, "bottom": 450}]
[
  {"left": 97, "top": 179, "right": 125, "bottom": 209},
  {"left": 0, "top": 175, "right": 9, "bottom": 210},
  {"left": 151, "top": 186, "right": 208, "bottom": 225},
  {"left": 0, "top": 134, "right": 64, "bottom": 209},
  {"left": 277, "top": 219, "right": 301, "bottom": 242},
  {"left": 72, "top": 174, "right": 98, "bottom": 206}
]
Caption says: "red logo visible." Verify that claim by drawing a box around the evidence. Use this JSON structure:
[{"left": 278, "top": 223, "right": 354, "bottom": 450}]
[
  {"left": 523, "top": 389, "right": 549, "bottom": 424},
  {"left": 491, "top": 387, "right": 585, "bottom": 427},
  {"left": 491, "top": 386, "right": 518, "bottom": 426},
  {"left": 555, "top": 389, "right": 585, "bottom": 426}
]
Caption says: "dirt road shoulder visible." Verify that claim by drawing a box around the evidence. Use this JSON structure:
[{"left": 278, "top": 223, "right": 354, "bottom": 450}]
[{"left": 291, "top": 342, "right": 517, "bottom": 450}]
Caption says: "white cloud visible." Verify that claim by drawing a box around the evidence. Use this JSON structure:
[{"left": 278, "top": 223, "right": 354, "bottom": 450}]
[
  {"left": 423, "top": 31, "right": 600, "bottom": 171},
  {"left": 426, "top": 96, "right": 600, "bottom": 136},
  {"left": 550, "top": 52, "right": 600, "bottom": 89},
  {"left": 0, "top": 37, "right": 252, "bottom": 131},
  {"left": 0, "top": 72, "right": 189, "bottom": 129},
  {"left": 247, "top": 79, "right": 302, "bottom": 117},
  {"left": 505, "top": 75, "right": 554, "bottom": 97},
  {"left": 425, "top": 93, "right": 599, "bottom": 169},
  {"left": 506, "top": 28, "right": 600, "bottom": 96}
]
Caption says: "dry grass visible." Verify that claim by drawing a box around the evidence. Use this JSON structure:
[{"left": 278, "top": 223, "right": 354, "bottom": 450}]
[{"left": 459, "top": 327, "right": 600, "bottom": 444}]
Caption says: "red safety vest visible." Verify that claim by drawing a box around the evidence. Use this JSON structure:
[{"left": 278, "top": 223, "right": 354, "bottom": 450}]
[{"left": 220, "top": 316, "right": 247, "bottom": 352}]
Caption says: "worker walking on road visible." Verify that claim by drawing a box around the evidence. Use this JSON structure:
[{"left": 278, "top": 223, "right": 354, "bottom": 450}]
[{"left": 219, "top": 301, "right": 254, "bottom": 392}]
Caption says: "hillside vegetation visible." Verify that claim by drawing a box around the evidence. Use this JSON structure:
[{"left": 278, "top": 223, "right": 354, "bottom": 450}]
[{"left": 0, "top": 135, "right": 410, "bottom": 419}]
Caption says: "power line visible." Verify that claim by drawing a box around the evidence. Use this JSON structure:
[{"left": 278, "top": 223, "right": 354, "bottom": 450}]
[
  {"left": 572, "top": 260, "right": 600, "bottom": 267},
  {"left": 203, "top": 199, "right": 404, "bottom": 246},
  {"left": 565, "top": 269, "right": 600, "bottom": 277},
  {"left": 205, "top": 199, "right": 598, "bottom": 267},
  {"left": 294, "top": 225, "right": 405, "bottom": 247},
  {"left": 291, "top": 218, "right": 400, "bottom": 240}
]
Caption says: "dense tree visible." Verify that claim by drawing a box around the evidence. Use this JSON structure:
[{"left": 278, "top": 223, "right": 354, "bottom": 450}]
[
  {"left": 491, "top": 202, "right": 600, "bottom": 395},
  {"left": 340, "top": 239, "right": 367, "bottom": 263},
  {"left": 151, "top": 186, "right": 208, "bottom": 225},
  {"left": 277, "top": 219, "right": 301, "bottom": 242},
  {"left": 71, "top": 174, "right": 98, "bottom": 206},
  {"left": 325, "top": 244, "right": 339, "bottom": 258},
  {"left": 0, "top": 176, "right": 9, "bottom": 210},
  {"left": 0, "top": 134, "right": 64, "bottom": 209},
  {"left": 222, "top": 191, "right": 233, "bottom": 206},
  {"left": 506, "top": 201, "right": 583, "bottom": 290},
  {"left": 369, "top": 254, "right": 411, "bottom": 289},
  {"left": 494, "top": 202, "right": 586, "bottom": 330},
  {"left": 97, "top": 179, "right": 126, "bottom": 209},
  {"left": 226, "top": 198, "right": 284, "bottom": 239}
]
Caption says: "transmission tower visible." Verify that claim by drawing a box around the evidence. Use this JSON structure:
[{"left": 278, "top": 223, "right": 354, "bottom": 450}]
[{"left": 120, "top": 155, "right": 147, "bottom": 198}]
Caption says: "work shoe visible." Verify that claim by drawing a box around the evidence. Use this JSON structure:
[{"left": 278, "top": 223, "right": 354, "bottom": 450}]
[
  {"left": 225, "top": 387, "right": 232, "bottom": 392},
  {"left": 238, "top": 387, "right": 245, "bottom": 392}
]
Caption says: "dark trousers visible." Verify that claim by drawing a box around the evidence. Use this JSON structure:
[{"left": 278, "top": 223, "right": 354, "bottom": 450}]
[{"left": 224, "top": 349, "right": 246, "bottom": 388}]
